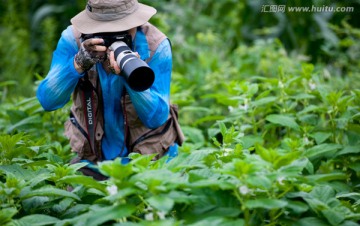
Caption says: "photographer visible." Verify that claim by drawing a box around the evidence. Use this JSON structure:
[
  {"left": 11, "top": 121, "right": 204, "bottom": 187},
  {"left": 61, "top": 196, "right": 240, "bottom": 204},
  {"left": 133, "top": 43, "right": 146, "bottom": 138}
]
[{"left": 37, "top": 0, "right": 183, "bottom": 180}]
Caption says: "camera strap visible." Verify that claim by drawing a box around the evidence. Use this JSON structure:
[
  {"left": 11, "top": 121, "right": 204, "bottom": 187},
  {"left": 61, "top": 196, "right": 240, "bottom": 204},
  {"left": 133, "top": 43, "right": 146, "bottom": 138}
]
[{"left": 79, "top": 72, "right": 97, "bottom": 157}]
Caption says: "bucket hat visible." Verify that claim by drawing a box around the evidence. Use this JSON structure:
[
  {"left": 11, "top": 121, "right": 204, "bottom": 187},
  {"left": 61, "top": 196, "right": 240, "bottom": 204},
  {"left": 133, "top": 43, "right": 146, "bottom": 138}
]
[{"left": 71, "top": 0, "right": 156, "bottom": 34}]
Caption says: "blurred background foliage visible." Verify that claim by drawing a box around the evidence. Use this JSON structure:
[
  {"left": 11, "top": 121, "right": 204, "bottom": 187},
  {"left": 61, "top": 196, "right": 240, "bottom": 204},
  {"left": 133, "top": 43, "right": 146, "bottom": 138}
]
[
  {"left": 0, "top": 0, "right": 359, "bottom": 98},
  {"left": 0, "top": 0, "right": 359, "bottom": 99}
]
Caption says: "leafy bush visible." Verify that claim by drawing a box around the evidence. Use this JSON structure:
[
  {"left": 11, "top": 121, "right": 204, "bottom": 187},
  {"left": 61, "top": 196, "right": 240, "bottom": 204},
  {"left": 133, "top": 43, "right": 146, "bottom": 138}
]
[
  {"left": 1, "top": 0, "right": 360, "bottom": 225},
  {"left": 1, "top": 37, "right": 360, "bottom": 225}
]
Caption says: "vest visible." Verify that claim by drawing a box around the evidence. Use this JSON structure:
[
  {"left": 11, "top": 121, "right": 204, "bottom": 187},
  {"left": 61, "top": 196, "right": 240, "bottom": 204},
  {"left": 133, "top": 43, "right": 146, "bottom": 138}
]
[{"left": 64, "top": 23, "right": 182, "bottom": 163}]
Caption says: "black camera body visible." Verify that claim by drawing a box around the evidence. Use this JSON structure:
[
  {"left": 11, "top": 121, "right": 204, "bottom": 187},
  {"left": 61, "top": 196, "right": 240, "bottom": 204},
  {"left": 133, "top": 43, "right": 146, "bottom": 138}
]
[{"left": 81, "top": 32, "right": 133, "bottom": 48}]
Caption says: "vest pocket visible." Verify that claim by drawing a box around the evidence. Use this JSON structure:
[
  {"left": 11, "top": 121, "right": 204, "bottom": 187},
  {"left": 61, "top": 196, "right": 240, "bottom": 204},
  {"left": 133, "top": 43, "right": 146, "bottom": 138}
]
[
  {"left": 64, "top": 118, "right": 93, "bottom": 159},
  {"left": 131, "top": 118, "right": 178, "bottom": 160}
]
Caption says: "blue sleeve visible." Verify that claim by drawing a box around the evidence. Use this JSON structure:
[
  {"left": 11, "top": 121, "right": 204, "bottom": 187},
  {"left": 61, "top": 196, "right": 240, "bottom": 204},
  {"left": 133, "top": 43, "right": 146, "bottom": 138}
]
[
  {"left": 125, "top": 39, "right": 172, "bottom": 128},
  {"left": 36, "top": 26, "right": 83, "bottom": 111}
]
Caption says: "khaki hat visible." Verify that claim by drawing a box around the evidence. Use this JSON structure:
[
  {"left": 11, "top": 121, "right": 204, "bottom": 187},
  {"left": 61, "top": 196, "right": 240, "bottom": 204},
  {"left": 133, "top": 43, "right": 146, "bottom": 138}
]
[{"left": 71, "top": 0, "right": 156, "bottom": 34}]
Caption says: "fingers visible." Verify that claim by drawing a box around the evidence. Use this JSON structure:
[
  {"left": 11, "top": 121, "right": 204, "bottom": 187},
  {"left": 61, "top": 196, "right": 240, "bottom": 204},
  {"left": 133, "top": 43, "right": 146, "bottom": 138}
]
[
  {"left": 83, "top": 38, "right": 107, "bottom": 52},
  {"left": 109, "top": 51, "right": 121, "bottom": 74},
  {"left": 134, "top": 51, "right": 140, "bottom": 58}
]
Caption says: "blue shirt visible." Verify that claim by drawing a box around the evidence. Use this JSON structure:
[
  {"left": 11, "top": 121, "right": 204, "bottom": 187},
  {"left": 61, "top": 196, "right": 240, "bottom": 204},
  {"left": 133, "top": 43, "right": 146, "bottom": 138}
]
[{"left": 37, "top": 25, "right": 177, "bottom": 160}]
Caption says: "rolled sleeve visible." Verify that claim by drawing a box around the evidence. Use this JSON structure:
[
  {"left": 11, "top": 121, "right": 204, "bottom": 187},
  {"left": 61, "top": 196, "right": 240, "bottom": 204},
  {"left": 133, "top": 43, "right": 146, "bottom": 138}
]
[{"left": 37, "top": 26, "right": 83, "bottom": 111}]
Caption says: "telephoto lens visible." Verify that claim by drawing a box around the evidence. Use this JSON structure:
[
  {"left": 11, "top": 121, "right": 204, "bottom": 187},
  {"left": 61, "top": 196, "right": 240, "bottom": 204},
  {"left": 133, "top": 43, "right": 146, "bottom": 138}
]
[{"left": 110, "top": 41, "right": 155, "bottom": 92}]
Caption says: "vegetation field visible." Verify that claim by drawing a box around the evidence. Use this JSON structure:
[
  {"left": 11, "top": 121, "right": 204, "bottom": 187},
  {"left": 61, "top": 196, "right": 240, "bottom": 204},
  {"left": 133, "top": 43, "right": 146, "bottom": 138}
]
[{"left": 1, "top": 1, "right": 360, "bottom": 225}]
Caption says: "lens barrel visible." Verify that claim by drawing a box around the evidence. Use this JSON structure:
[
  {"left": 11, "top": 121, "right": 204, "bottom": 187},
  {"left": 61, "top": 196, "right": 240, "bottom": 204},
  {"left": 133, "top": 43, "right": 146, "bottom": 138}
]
[{"left": 111, "top": 42, "right": 155, "bottom": 92}]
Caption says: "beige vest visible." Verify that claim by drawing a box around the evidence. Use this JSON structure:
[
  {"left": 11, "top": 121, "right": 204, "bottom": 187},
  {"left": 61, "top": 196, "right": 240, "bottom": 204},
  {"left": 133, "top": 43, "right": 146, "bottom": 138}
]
[{"left": 64, "top": 23, "right": 167, "bottom": 162}]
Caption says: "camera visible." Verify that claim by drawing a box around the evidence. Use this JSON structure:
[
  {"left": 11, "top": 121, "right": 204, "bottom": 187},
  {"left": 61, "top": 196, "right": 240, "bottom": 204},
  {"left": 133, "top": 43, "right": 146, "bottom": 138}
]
[
  {"left": 81, "top": 32, "right": 155, "bottom": 92},
  {"left": 81, "top": 32, "right": 133, "bottom": 48}
]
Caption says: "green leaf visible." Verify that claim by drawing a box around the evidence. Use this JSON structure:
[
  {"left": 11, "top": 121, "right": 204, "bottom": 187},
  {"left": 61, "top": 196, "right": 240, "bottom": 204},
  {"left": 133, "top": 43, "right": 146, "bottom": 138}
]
[
  {"left": 336, "top": 145, "right": 360, "bottom": 156},
  {"left": 22, "top": 196, "right": 49, "bottom": 212},
  {"left": 31, "top": 5, "right": 65, "bottom": 30},
  {"left": 166, "top": 190, "right": 194, "bottom": 205},
  {"left": 12, "top": 214, "right": 59, "bottom": 226},
  {"left": 254, "top": 143, "right": 272, "bottom": 162},
  {"left": 266, "top": 114, "right": 300, "bottom": 131},
  {"left": 310, "top": 185, "right": 335, "bottom": 203},
  {"left": 194, "top": 115, "right": 225, "bottom": 126},
  {"left": 244, "top": 199, "right": 288, "bottom": 210},
  {"left": 7, "top": 115, "right": 42, "bottom": 133},
  {"left": 99, "top": 160, "right": 134, "bottom": 180},
  {"left": 0, "top": 80, "right": 17, "bottom": 87},
  {"left": 20, "top": 187, "right": 80, "bottom": 201},
  {"left": 278, "top": 158, "right": 309, "bottom": 176},
  {"left": 0, "top": 164, "right": 36, "bottom": 180},
  {"left": 336, "top": 192, "right": 360, "bottom": 201},
  {"left": 0, "top": 208, "right": 17, "bottom": 226},
  {"left": 60, "top": 204, "right": 90, "bottom": 219},
  {"left": 246, "top": 175, "right": 272, "bottom": 190},
  {"left": 252, "top": 96, "right": 277, "bottom": 107},
  {"left": 28, "top": 173, "right": 52, "bottom": 188},
  {"left": 274, "top": 151, "right": 301, "bottom": 169},
  {"left": 84, "top": 204, "right": 136, "bottom": 226},
  {"left": 349, "top": 162, "right": 360, "bottom": 173},
  {"left": 181, "top": 126, "right": 205, "bottom": 146},
  {"left": 310, "top": 132, "right": 332, "bottom": 144},
  {"left": 322, "top": 208, "right": 345, "bottom": 226},
  {"left": 305, "top": 143, "right": 342, "bottom": 159},
  {"left": 58, "top": 175, "right": 107, "bottom": 193},
  {"left": 290, "top": 93, "right": 316, "bottom": 100},
  {"left": 147, "top": 195, "right": 175, "bottom": 213},
  {"left": 297, "top": 105, "right": 322, "bottom": 115},
  {"left": 104, "top": 187, "right": 139, "bottom": 203},
  {"left": 293, "top": 217, "right": 329, "bottom": 226},
  {"left": 241, "top": 135, "right": 263, "bottom": 149},
  {"left": 188, "top": 216, "right": 245, "bottom": 226},
  {"left": 219, "top": 122, "right": 227, "bottom": 138},
  {"left": 286, "top": 200, "right": 309, "bottom": 214},
  {"left": 306, "top": 173, "right": 347, "bottom": 182},
  {"left": 51, "top": 198, "right": 74, "bottom": 213}
]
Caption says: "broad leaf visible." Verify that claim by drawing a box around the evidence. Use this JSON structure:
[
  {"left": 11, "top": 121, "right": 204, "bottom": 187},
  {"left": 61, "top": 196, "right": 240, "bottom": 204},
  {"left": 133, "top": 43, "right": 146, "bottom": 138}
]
[
  {"left": 266, "top": 114, "right": 300, "bottom": 131},
  {"left": 83, "top": 204, "right": 136, "bottom": 226},
  {"left": 305, "top": 143, "right": 342, "bottom": 159},
  {"left": 58, "top": 175, "right": 107, "bottom": 193},
  {"left": 244, "top": 199, "right": 288, "bottom": 209},
  {"left": 147, "top": 195, "right": 175, "bottom": 213},
  {"left": 20, "top": 187, "right": 80, "bottom": 201},
  {"left": 12, "top": 214, "right": 59, "bottom": 226},
  {"left": 0, "top": 208, "right": 17, "bottom": 226}
]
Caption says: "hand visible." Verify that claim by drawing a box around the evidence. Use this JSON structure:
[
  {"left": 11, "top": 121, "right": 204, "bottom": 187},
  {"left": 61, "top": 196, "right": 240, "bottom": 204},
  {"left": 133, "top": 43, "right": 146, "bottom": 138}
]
[
  {"left": 107, "top": 50, "right": 121, "bottom": 75},
  {"left": 106, "top": 49, "right": 140, "bottom": 75},
  {"left": 74, "top": 38, "right": 107, "bottom": 73}
]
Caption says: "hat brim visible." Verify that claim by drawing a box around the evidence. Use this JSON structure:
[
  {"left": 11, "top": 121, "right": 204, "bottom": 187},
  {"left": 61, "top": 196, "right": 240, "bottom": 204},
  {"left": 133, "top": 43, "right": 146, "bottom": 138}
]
[{"left": 71, "top": 3, "right": 156, "bottom": 34}]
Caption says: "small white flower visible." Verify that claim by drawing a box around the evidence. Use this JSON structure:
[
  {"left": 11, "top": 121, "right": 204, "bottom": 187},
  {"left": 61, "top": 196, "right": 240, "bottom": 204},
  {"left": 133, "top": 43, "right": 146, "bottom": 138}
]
[
  {"left": 308, "top": 81, "right": 316, "bottom": 90},
  {"left": 239, "top": 185, "right": 250, "bottom": 195},
  {"left": 106, "top": 185, "right": 118, "bottom": 195},
  {"left": 277, "top": 176, "right": 286, "bottom": 185},
  {"left": 303, "top": 136, "right": 311, "bottom": 145},
  {"left": 228, "top": 106, "right": 234, "bottom": 112},
  {"left": 145, "top": 213, "right": 154, "bottom": 221},
  {"left": 144, "top": 206, "right": 153, "bottom": 212},
  {"left": 278, "top": 81, "right": 284, "bottom": 88},
  {"left": 239, "top": 104, "right": 249, "bottom": 112},
  {"left": 157, "top": 211, "right": 166, "bottom": 220}
]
